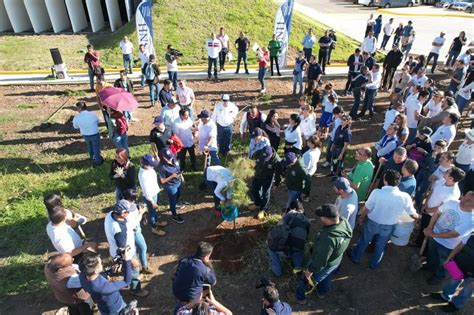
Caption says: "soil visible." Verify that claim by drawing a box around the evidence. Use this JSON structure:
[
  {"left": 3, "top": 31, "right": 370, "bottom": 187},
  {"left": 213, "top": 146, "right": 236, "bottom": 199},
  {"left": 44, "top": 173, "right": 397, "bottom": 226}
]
[{"left": 0, "top": 76, "right": 472, "bottom": 315}]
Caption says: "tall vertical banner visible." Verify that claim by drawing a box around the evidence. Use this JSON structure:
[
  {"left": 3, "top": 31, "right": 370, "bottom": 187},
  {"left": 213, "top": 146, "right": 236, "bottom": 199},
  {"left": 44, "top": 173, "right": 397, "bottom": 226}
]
[
  {"left": 273, "top": 0, "right": 294, "bottom": 67},
  {"left": 136, "top": 0, "right": 155, "bottom": 56}
]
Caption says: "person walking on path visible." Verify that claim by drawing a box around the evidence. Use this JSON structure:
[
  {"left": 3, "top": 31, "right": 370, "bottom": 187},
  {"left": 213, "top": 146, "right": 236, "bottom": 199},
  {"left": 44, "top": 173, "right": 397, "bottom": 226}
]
[
  {"left": 257, "top": 47, "right": 270, "bottom": 93},
  {"left": 165, "top": 44, "right": 179, "bottom": 90},
  {"left": 217, "top": 27, "right": 230, "bottom": 72},
  {"left": 206, "top": 32, "right": 222, "bottom": 81},
  {"left": 318, "top": 30, "right": 332, "bottom": 74},
  {"left": 380, "top": 18, "right": 394, "bottom": 50},
  {"left": 83, "top": 44, "right": 100, "bottom": 92},
  {"left": 302, "top": 28, "right": 316, "bottom": 62},
  {"left": 119, "top": 36, "right": 134, "bottom": 74},
  {"left": 268, "top": 34, "right": 282, "bottom": 76},
  {"left": 426, "top": 31, "right": 446, "bottom": 74},
  {"left": 143, "top": 54, "right": 161, "bottom": 107},
  {"left": 72, "top": 101, "right": 103, "bottom": 166},
  {"left": 445, "top": 31, "right": 467, "bottom": 69},
  {"left": 235, "top": 31, "right": 250, "bottom": 74},
  {"left": 212, "top": 94, "right": 239, "bottom": 157},
  {"left": 365, "top": 13, "right": 375, "bottom": 38}
]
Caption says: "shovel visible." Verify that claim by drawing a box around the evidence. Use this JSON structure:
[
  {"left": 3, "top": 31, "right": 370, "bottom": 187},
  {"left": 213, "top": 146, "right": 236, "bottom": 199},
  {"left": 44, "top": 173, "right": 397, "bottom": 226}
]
[{"left": 410, "top": 238, "right": 428, "bottom": 272}]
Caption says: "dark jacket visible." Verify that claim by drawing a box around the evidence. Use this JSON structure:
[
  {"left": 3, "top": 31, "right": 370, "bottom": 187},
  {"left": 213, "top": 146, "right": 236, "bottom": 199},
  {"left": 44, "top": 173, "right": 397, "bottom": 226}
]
[
  {"left": 309, "top": 217, "right": 352, "bottom": 273},
  {"left": 149, "top": 128, "right": 172, "bottom": 152},
  {"left": 113, "top": 78, "right": 134, "bottom": 94},
  {"left": 254, "top": 149, "right": 283, "bottom": 184},
  {"left": 347, "top": 53, "right": 364, "bottom": 73},
  {"left": 284, "top": 159, "right": 311, "bottom": 195},
  {"left": 172, "top": 256, "right": 217, "bottom": 302},
  {"left": 109, "top": 160, "right": 136, "bottom": 191},
  {"left": 283, "top": 211, "right": 311, "bottom": 252},
  {"left": 383, "top": 50, "right": 404, "bottom": 69}
]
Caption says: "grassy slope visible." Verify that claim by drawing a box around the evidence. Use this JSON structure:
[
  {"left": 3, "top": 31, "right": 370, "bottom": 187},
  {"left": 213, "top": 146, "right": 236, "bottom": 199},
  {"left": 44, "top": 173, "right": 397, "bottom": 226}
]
[{"left": 0, "top": 0, "right": 359, "bottom": 71}]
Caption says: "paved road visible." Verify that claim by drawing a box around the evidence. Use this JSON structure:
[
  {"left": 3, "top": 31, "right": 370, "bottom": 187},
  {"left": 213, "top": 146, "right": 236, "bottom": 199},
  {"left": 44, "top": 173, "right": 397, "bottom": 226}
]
[{"left": 294, "top": 0, "right": 474, "bottom": 61}]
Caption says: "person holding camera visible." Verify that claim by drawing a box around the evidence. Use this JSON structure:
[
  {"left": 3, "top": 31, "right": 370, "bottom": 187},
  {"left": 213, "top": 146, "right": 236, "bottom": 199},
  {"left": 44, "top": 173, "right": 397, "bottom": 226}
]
[
  {"left": 79, "top": 248, "right": 138, "bottom": 314},
  {"left": 165, "top": 44, "right": 179, "bottom": 90},
  {"left": 173, "top": 242, "right": 217, "bottom": 307},
  {"left": 261, "top": 284, "right": 292, "bottom": 315},
  {"left": 176, "top": 290, "right": 232, "bottom": 315},
  {"left": 104, "top": 200, "right": 149, "bottom": 298}
]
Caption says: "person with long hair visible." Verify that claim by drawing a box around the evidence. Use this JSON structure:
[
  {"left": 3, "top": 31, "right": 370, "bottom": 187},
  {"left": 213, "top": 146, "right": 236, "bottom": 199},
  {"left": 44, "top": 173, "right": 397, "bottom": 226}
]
[
  {"left": 305, "top": 79, "right": 321, "bottom": 111},
  {"left": 446, "top": 31, "right": 467, "bottom": 69},
  {"left": 394, "top": 113, "right": 409, "bottom": 146},
  {"left": 263, "top": 109, "right": 281, "bottom": 152},
  {"left": 284, "top": 114, "right": 302, "bottom": 155}
]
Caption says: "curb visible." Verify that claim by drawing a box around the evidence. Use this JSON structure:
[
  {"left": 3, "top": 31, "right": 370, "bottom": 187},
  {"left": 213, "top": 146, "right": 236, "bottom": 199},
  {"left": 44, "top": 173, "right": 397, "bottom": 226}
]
[{"left": 377, "top": 8, "right": 474, "bottom": 19}]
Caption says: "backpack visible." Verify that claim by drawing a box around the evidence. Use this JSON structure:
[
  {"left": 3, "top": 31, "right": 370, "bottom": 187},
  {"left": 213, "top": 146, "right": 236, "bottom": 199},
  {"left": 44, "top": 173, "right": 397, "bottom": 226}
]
[
  {"left": 144, "top": 63, "right": 155, "bottom": 81},
  {"left": 169, "top": 134, "right": 184, "bottom": 155},
  {"left": 267, "top": 223, "right": 291, "bottom": 252}
]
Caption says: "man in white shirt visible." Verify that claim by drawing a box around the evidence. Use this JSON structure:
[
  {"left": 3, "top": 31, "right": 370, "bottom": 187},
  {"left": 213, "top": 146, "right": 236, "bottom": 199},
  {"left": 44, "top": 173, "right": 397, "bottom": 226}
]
[
  {"left": 217, "top": 27, "right": 230, "bottom": 72},
  {"left": 119, "top": 36, "right": 134, "bottom": 74},
  {"left": 173, "top": 109, "right": 196, "bottom": 171},
  {"left": 380, "top": 18, "right": 394, "bottom": 50},
  {"left": 205, "top": 165, "right": 234, "bottom": 211},
  {"left": 423, "top": 191, "right": 474, "bottom": 284},
  {"left": 197, "top": 110, "right": 220, "bottom": 166},
  {"left": 165, "top": 44, "right": 179, "bottom": 90},
  {"left": 350, "top": 170, "right": 418, "bottom": 269},
  {"left": 212, "top": 94, "right": 239, "bottom": 156},
  {"left": 138, "top": 44, "right": 149, "bottom": 88},
  {"left": 409, "top": 67, "right": 428, "bottom": 88},
  {"left": 382, "top": 102, "right": 404, "bottom": 136},
  {"left": 176, "top": 79, "right": 195, "bottom": 119},
  {"left": 430, "top": 113, "right": 459, "bottom": 149},
  {"left": 72, "top": 101, "right": 103, "bottom": 166},
  {"left": 160, "top": 97, "right": 181, "bottom": 130},
  {"left": 426, "top": 31, "right": 446, "bottom": 74},
  {"left": 206, "top": 32, "right": 222, "bottom": 81},
  {"left": 406, "top": 90, "right": 429, "bottom": 143},
  {"left": 359, "top": 64, "right": 381, "bottom": 119},
  {"left": 333, "top": 177, "right": 359, "bottom": 229},
  {"left": 361, "top": 30, "right": 377, "bottom": 56}
]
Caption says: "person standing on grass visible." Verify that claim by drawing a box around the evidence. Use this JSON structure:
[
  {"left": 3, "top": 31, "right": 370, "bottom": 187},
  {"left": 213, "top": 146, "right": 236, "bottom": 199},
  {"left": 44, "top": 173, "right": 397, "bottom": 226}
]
[
  {"left": 235, "top": 31, "right": 250, "bottom": 74},
  {"left": 344, "top": 48, "right": 364, "bottom": 96},
  {"left": 149, "top": 116, "right": 172, "bottom": 157},
  {"left": 217, "top": 27, "right": 229, "bottom": 72},
  {"left": 158, "top": 147, "right": 185, "bottom": 224},
  {"left": 349, "top": 170, "right": 418, "bottom": 269},
  {"left": 119, "top": 36, "right": 134, "bottom": 74},
  {"left": 138, "top": 154, "right": 168, "bottom": 236},
  {"left": 109, "top": 148, "right": 136, "bottom": 203},
  {"left": 160, "top": 96, "right": 181, "bottom": 131},
  {"left": 257, "top": 47, "right": 270, "bottom": 94},
  {"left": 302, "top": 28, "right": 316, "bottom": 62},
  {"left": 173, "top": 109, "right": 196, "bottom": 172},
  {"left": 176, "top": 79, "right": 196, "bottom": 119},
  {"left": 318, "top": 30, "right": 332, "bottom": 75},
  {"left": 381, "top": 45, "right": 404, "bottom": 92},
  {"left": 207, "top": 32, "right": 222, "bottom": 81},
  {"left": 197, "top": 110, "right": 220, "bottom": 166},
  {"left": 343, "top": 147, "right": 374, "bottom": 201},
  {"left": 283, "top": 114, "right": 303, "bottom": 155},
  {"left": 380, "top": 18, "right": 394, "bottom": 50},
  {"left": 113, "top": 70, "right": 135, "bottom": 122},
  {"left": 446, "top": 31, "right": 467, "bottom": 69},
  {"left": 361, "top": 30, "right": 377, "bottom": 57},
  {"left": 303, "top": 135, "right": 321, "bottom": 177},
  {"left": 72, "top": 101, "right": 103, "bottom": 166},
  {"left": 268, "top": 34, "right": 282, "bottom": 76},
  {"left": 143, "top": 54, "right": 161, "bottom": 107},
  {"left": 292, "top": 51, "right": 307, "bottom": 96},
  {"left": 426, "top": 31, "right": 446, "bottom": 74},
  {"left": 212, "top": 94, "right": 238, "bottom": 157},
  {"left": 138, "top": 44, "right": 149, "bottom": 88},
  {"left": 165, "top": 44, "right": 179, "bottom": 90},
  {"left": 84, "top": 44, "right": 100, "bottom": 91}
]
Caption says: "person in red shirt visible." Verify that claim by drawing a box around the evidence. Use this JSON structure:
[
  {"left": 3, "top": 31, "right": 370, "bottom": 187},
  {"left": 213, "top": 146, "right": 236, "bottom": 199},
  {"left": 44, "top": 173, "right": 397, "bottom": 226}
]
[
  {"left": 257, "top": 47, "right": 270, "bottom": 94},
  {"left": 110, "top": 110, "right": 129, "bottom": 153}
]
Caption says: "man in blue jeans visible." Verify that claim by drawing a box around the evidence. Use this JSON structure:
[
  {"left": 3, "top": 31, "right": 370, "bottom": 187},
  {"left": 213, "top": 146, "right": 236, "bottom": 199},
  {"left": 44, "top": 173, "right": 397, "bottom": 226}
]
[
  {"left": 207, "top": 32, "right": 222, "bottom": 81},
  {"left": 292, "top": 51, "right": 307, "bottom": 96},
  {"left": 358, "top": 64, "right": 381, "bottom": 119},
  {"left": 349, "top": 170, "right": 418, "bottom": 269},
  {"left": 72, "top": 101, "right": 103, "bottom": 166},
  {"left": 290, "top": 204, "right": 352, "bottom": 305}
]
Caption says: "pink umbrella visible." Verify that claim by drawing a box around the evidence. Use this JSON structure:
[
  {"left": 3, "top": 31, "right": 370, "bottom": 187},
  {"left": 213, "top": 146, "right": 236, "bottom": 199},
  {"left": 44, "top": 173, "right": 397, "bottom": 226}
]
[{"left": 98, "top": 87, "right": 139, "bottom": 112}]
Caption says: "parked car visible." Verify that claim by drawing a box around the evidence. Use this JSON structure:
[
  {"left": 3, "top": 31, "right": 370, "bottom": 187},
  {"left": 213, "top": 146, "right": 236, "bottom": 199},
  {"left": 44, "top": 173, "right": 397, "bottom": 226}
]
[
  {"left": 375, "top": 0, "right": 420, "bottom": 7},
  {"left": 451, "top": 1, "right": 473, "bottom": 12},
  {"left": 357, "top": 0, "right": 375, "bottom": 6},
  {"left": 437, "top": 0, "right": 456, "bottom": 7}
]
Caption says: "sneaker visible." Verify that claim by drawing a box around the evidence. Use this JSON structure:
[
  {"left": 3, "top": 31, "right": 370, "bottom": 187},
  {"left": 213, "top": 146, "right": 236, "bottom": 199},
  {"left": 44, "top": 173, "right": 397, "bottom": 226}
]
[
  {"left": 131, "top": 289, "right": 149, "bottom": 298},
  {"left": 141, "top": 267, "right": 154, "bottom": 275},
  {"left": 245, "top": 71, "right": 250, "bottom": 74},
  {"left": 321, "top": 161, "right": 330, "bottom": 168},
  {"left": 172, "top": 215, "right": 185, "bottom": 224},
  {"left": 234, "top": 71, "right": 239, "bottom": 74},
  {"left": 156, "top": 221, "right": 168, "bottom": 227},
  {"left": 260, "top": 88, "right": 266, "bottom": 93},
  {"left": 441, "top": 302, "right": 459, "bottom": 313},
  {"left": 151, "top": 228, "right": 166, "bottom": 236},
  {"left": 256, "top": 210, "right": 265, "bottom": 220}
]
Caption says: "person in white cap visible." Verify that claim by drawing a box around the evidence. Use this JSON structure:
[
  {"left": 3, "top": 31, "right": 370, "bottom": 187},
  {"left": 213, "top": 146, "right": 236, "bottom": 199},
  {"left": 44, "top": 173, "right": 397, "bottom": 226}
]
[
  {"left": 160, "top": 97, "right": 181, "bottom": 130},
  {"left": 212, "top": 94, "right": 239, "bottom": 156},
  {"left": 426, "top": 31, "right": 446, "bottom": 74}
]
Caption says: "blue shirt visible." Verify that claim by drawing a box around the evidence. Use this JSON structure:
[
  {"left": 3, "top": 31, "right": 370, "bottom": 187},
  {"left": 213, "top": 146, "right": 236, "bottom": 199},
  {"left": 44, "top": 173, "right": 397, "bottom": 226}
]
[
  {"left": 302, "top": 34, "right": 316, "bottom": 48},
  {"left": 158, "top": 159, "right": 181, "bottom": 187},
  {"left": 73, "top": 111, "right": 100, "bottom": 136},
  {"left": 260, "top": 301, "right": 292, "bottom": 315},
  {"left": 399, "top": 175, "right": 417, "bottom": 198},
  {"left": 403, "top": 25, "right": 413, "bottom": 37},
  {"left": 172, "top": 256, "right": 217, "bottom": 302}
]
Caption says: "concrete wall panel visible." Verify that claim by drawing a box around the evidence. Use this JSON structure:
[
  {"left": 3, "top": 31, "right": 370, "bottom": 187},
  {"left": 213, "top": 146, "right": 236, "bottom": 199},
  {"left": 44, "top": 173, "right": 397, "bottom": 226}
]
[
  {"left": 0, "top": 0, "right": 12, "bottom": 32},
  {"left": 45, "top": 0, "right": 71, "bottom": 33},
  {"left": 24, "top": 0, "right": 52, "bottom": 33},
  {"left": 85, "top": 0, "right": 105, "bottom": 32},
  {"left": 4, "top": 0, "right": 32, "bottom": 33},
  {"left": 106, "top": 0, "right": 122, "bottom": 32},
  {"left": 65, "top": 0, "right": 88, "bottom": 32}
]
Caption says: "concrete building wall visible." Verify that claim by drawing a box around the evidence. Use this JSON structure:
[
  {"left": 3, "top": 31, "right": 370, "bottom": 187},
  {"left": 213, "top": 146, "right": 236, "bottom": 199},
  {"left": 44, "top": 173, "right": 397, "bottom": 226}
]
[
  {"left": 85, "top": 0, "right": 105, "bottom": 32},
  {"left": 24, "top": 0, "right": 52, "bottom": 33},
  {"left": 65, "top": 0, "right": 88, "bottom": 32},
  {"left": 106, "top": 0, "right": 122, "bottom": 32},
  {"left": 4, "top": 0, "right": 32, "bottom": 33},
  {"left": 0, "top": 0, "right": 12, "bottom": 32},
  {"left": 45, "top": 0, "right": 72, "bottom": 33}
]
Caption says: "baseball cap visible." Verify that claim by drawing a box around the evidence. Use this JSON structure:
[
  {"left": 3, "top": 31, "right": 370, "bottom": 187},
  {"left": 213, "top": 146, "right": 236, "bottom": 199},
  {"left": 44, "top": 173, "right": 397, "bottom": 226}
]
[
  {"left": 222, "top": 94, "right": 230, "bottom": 101},
  {"left": 162, "top": 146, "right": 174, "bottom": 160},
  {"left": 315, "top": 204, "right": 339, "bottom": 218},
  {"left": 114, "top": 199, "right": 131, "bottom": 214},
  {"left": 251, "top": 127, "right": 263, "bottom": 138},
  {"left": 283, "top": 152, "right": 297, "bottom": 166},
  {"left": 197, "top": 110, "right": 210, "bottom": 119},
  {"left": 333, "top": 177, "right": 353, "bottom": 193},
  {"left": 141, "top": 154, "right": 159, "bottom": 167},
  {"left": 153, "top": 116, "right": 164, "bottom": 124},
  {"left": 258, "top": 145, "right": 273, "bottom": 163},
  {"left": 419, "top": 126, "right": 433, "bottom": 137}
]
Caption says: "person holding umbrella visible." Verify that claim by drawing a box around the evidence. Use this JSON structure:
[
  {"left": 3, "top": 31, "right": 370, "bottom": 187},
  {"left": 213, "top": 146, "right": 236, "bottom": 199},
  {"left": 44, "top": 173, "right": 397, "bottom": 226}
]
[{"left": 158, "top": 147, "right": 185, "bottom": 224}]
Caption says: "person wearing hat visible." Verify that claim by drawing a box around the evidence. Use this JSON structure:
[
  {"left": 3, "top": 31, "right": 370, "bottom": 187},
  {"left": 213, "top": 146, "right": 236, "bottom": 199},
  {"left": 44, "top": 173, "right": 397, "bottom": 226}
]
[
  {"left": 251, "top": 145, "right": 283, "bottom": 218},
  {"left": 150, "top": 116, "right": 172, "bottom": 157},
  {"left": 159, "top": 79, "right": 174, "bottom": 108},
  {"left": 72, "top": 101, "right": 103, "bottom": 166},
  {"left": 333, "top": 177, "right": 359, "bottom": 230},
  {"left": 406, "top": 126, "right": 433, "bottom": 163},
  {"left": 248, "top": 127, "right": 271, "bottom": 159},
  {"left": 349, "top": 170, "right": 418, "bottom": 269},
  {"left": 138, "top": 154, "right": 168, "bottom": 236},
  {"left": 205, "top": 165, "right": 234, "bottom": 212},
  {"left": 426, "top": 31, "right": 446, "bottom": 74},
  {"left": 158, "top": 147, "right": 185, "bottom": 224},
  {"left": 212, "top": 94, "right": 238, "bottom": 156},
  {"left": 290, "top": 204, "right": 352, "bottom": 304},
  {"left": 104, "top": 200, "right": 149, "bottom": 297},
  {"left": 282, "top": 152, "right": 311, "bottom": 209},
  {"left": 160, "top": 96, "right": 181, "bottom": 130},
  {"left": 197, "top": 109, "right": 220, "bottom": 166}
]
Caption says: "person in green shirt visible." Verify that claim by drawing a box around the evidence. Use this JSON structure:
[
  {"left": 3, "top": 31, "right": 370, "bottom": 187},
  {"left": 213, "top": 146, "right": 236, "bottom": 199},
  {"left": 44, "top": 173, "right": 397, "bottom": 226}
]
[
  {"left": 268, "top": 34, "right": 282, "bottom": 76},
  {"left": 343, "top": 146, "right": 374, "bottom": 201}
]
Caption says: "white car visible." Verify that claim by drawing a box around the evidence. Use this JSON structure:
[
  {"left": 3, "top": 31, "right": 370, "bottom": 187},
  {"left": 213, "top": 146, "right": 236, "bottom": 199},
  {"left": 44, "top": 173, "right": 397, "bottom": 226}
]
[
  {"left": 451, "top": 1, "right": 473, "bottom": 12},
  {"left": 357, "top": 0, "right": 375, "bottom": 6}
]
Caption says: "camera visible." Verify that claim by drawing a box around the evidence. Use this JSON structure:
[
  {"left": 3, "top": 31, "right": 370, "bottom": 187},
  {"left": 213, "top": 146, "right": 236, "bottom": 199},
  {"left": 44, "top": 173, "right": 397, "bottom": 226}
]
[
  {"left": 114, "top": 245, "right": 131, "bottom": 262},
  {"left": 255, "top": 277, "right": 274, "bottom": 289},
  {"left": 170, "top": 48, "right": 183, "bottom": 57}
]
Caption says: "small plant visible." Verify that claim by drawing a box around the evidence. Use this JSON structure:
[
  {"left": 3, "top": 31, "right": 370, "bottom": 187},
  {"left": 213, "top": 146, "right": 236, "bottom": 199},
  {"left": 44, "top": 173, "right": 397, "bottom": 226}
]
[
  {"left": 260, "top": 94, "right": 273, "bottom": 102},
  {"left": 17, "top": 103, "right": 36, "bottom": 110},
  {"left": 61, "top": 89, "right": 87, "bottom": 97}
]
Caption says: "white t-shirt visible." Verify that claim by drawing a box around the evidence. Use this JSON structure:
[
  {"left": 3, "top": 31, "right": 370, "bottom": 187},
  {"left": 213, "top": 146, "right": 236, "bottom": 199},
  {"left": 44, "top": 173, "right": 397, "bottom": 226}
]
[
  {"left": 173, "top": 117, "right": 194, "bottom": 148},
  {"left": 430, "top": 36, "right": 446, "bottom": 55},
  {"left": 139, "top": 51, "right": 149, "bottom": 65},
  {"left": 217, "top": 34, "right": 229, "bottom": 49},
  {"left": 299, "top": 114, "right": 317, "bottom": 140},
  {"left": 426, "top": 180, "right": 461, "bottom": 210},
  {"left": 206, "top": 166, "right": 234, "bottom": 201},
  {"left": 456, "top": 141, "right": 474, "bottom": 165},
  {"left": 383, "top": 109, "right": 399, "bottom": 131},
  {"left": 433, "top": 200, "right": 474, "bottom": 249},
  {"left": 138, "top": 167, "right": 161, "bottom": 201},
  {"left": 411, "top": 75, "right": 428, "bottom": 87},
  {"left": 303, "top": 148, "right": 321, "bottom": 176},
  {"left": 335, "top": 190, "right": 359, "bottom": 229},
  {"left": 104, "top": 212, "right": 136, "bottom": 258},
  {"left": 120, "top": 41, "right": 133, "bottom": 55},
  {"left": 198, "top": 120, "right": 218, "bottom": 152},
  {"left": 284, "top": 126, "right": 303, "bottom": 150},
  {"left": 383, "top": 23, "right": 393, "bottom": 36},
  {"left": 160, "top": 104, "right": 181, "bottom": 130},
  {"left": 431, "top": 124, "right": 456, "bottom": 149},
  {"left": 176, "top": 87, "right": 195, "bottom": 106},
  {"left": 405, "top": 97, "right": 422, "bottom": 129},
  {"left": 425, "top": 99, "right": 442, "bottom": 118},
  {"left": 46, "top": 222, "right": 82, "bottom": 253}
]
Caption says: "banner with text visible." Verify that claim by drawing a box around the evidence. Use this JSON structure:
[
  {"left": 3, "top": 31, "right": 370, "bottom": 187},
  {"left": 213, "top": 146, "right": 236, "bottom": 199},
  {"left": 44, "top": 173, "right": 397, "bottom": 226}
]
[
  {"left": 273, "top": 0, "right": 294, "bottom": 67},
  {"left": 136, "top": 0, "right": 155, "bottom": 57}
]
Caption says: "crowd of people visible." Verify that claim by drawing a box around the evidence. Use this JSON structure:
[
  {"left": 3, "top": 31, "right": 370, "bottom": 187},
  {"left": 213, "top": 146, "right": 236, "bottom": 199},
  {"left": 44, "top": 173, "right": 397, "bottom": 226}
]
[{"left": 45, "top": 17, "right": 474, "bottom": 315}]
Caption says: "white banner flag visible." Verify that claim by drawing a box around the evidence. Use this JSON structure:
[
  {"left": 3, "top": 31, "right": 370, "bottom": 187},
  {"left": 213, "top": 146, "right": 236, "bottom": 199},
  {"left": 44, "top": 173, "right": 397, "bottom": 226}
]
[
  {"left": 136, "top": 0, "right": 155, "bottom": 56},
  {"left": 273, "top": 0, "right": 295, "bottom": 67}
]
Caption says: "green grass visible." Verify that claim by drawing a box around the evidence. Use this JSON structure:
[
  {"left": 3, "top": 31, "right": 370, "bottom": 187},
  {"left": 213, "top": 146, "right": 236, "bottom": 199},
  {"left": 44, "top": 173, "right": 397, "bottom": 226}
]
[
  {"left": 17, "top": 103, "right": 37, "bottom": 109},
  {"left": 0, "top": 0, "right": 360, "bottom": 71},
  {"left": 61, "top": 89, "right": 88, "bottom": 97}
]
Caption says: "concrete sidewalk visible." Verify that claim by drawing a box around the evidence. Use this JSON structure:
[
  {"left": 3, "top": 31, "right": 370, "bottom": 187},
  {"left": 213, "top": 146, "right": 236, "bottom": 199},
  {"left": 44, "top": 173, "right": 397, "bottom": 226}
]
[{"left": 377, "top": 6, "right": 473, "bottom": 18}]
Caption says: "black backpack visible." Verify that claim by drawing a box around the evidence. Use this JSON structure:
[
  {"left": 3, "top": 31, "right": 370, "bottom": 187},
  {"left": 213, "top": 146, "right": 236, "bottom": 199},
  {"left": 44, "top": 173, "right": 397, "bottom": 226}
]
[{"left": 267, "top": 223, "right": 291, "bottom": 252}]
